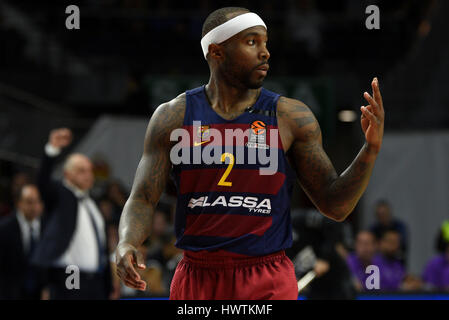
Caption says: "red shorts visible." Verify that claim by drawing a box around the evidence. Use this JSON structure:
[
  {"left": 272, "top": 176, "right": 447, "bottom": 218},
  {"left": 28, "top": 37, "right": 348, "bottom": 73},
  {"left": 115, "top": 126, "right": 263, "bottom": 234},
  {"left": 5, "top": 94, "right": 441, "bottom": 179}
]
[{"left": 169, "top": 250, "right": 298, "bottom": 300}]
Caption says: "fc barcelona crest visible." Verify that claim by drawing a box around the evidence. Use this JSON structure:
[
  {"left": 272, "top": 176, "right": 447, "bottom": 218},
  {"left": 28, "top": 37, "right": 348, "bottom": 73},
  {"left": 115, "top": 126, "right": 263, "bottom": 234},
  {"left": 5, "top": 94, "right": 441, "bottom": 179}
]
[{"left": 197, "top": 125, "right": 210, "bottom": 140}]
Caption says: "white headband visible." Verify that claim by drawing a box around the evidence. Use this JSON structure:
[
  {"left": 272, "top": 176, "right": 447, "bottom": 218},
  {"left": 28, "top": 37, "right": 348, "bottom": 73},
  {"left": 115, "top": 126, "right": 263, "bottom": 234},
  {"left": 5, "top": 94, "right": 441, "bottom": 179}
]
[{"left": 200, "top": 12, "right": 267, "bottom": 60}]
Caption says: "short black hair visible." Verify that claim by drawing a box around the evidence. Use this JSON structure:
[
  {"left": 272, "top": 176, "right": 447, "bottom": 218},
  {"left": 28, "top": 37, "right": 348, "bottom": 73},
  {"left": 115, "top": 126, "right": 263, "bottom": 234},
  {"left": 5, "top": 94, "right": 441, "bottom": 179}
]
[{"left": 201, "top": 7, "right": 250, "bottom": 38}]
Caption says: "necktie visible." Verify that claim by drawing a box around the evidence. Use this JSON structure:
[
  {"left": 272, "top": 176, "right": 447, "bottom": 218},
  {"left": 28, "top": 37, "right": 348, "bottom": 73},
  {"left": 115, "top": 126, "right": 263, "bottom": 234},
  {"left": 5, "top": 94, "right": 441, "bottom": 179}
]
[
  {"left": 24, "top": 223, "right": 38, "bottom": 295},
  {"left": 28, "top": 224, "right": 36, "bottom": 258},
  {"left": 80, "top": 198, "right": 107, "bottom": 273}
]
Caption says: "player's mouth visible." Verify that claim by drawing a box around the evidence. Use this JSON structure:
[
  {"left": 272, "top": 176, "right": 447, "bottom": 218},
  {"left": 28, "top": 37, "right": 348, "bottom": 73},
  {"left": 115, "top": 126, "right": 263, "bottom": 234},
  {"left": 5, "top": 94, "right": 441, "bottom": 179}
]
[{"left": 255, "top": 63, "right": 269, "bottom": 76}]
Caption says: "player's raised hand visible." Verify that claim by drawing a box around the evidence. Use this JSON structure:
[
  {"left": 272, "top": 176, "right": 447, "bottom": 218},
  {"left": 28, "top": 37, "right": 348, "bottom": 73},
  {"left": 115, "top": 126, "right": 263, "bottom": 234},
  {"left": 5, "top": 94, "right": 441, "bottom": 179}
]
[
  {"left": 360, "top": 77, "right": 384, "bottom": 153},
  {"left": 49, "top": 128, "right": 73, "bottom": 149},
  {"left": 115, "top": 242, "right": 147, "bottom": 291}
]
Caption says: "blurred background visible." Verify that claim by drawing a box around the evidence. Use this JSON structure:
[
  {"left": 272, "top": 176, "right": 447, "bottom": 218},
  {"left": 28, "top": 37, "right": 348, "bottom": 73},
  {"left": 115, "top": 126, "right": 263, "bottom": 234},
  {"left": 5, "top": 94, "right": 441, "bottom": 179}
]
[{"left": 1, "top": 0, "right": 449, "bottom": 300}]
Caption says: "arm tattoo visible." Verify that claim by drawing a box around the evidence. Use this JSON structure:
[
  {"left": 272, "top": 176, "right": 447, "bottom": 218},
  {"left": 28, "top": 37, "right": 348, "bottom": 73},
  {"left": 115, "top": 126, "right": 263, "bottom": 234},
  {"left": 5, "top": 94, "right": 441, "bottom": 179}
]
[
  {"left": 325, "top": 144, "right": 378, "bottom": 219},
  {"left": 118, "top": 94, "right": 185, "bottom": 247},
  {"left": 280, "top": 96, "right": 378, "bottom": 221}
]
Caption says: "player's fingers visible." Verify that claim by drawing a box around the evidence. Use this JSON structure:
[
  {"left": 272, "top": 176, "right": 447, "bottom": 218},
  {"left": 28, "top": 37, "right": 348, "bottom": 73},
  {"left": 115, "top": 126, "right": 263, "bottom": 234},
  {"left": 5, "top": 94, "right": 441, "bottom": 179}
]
[
  {"left": 123, "top": 276, "right": 145, "bottom": 290},
  {"left": 360, "top": 106, "right": 377, "bottom": 124},
  {"left": 116, "top": 267, "right": 126, "bottom": 280},
  {"left": 118, "top": 257, "right": 146, "bottom": 291},
  {"left": 124, "top": 254, "right": 141, "bottom": 281},
  {"left": 120, "top": 268, "right": 144, "bottom": 286},
  {"left": 125, "top": 274, "right": 146, "bottom": 290},
  {"left": 116, "top": 256, "right": 127, "bottom": 274},
  {"left": 362, "top": 104, "right": 374, "bottom": 114},
  {"left": 122, "top": 278, "right": 136, "bottom": 289},
  {"left": 117, "top": 272, "right": 145, "bottom": 292},
  {"left": 371, "top": 78, "right": 384, "bottom": 111},
  {"left": 360, "top": 106, "right": 370, "bottom": 118},
  {"left": 125, "top": 273, "right": 145, "bottom": 286},
  {"left": 134, "top": 251, "right": 146, "bottom": 270},
  {"left": 363, "top": 92, "right": 380, "bottom": 114},
  {"left": 116, "top": 268, "right": 131, "bottom": 285}
]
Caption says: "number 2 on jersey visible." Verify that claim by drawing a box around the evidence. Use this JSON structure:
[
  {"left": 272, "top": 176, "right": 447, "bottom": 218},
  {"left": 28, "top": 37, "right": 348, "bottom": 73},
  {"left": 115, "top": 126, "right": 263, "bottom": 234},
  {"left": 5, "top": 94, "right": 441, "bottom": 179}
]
[{"left": 217, "top": 153, "right": 234, "bottom": 187}]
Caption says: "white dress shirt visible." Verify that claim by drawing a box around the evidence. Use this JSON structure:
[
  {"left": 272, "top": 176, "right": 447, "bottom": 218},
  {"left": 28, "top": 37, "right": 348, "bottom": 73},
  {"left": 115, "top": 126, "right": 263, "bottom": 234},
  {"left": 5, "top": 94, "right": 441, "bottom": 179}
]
[
  {"left": 45, "top": 143, "right": 106, "bottom": 272},
  {"left": 16, "top": 211, "right": 40, "bottom": 254},
  {"left": 55, "top": 180, "right": 107, "bottom": 273}
]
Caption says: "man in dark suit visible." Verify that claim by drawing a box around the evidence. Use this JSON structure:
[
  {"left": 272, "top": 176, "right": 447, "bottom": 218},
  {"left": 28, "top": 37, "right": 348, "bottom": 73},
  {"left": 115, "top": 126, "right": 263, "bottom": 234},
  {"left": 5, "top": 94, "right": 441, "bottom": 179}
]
[
  {"left": 33, "top": 128, "right": 112, "bottom": 300},
  {"left": 0, "top": 184, "right": 45, "bottom": 299}
]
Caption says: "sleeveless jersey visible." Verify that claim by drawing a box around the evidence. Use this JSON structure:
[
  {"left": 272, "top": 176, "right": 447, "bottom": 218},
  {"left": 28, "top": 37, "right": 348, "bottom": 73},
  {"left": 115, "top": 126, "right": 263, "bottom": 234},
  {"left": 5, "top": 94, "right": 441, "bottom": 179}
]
[{"left": 171, "top": 85, "right": 295, "bottom": 256}]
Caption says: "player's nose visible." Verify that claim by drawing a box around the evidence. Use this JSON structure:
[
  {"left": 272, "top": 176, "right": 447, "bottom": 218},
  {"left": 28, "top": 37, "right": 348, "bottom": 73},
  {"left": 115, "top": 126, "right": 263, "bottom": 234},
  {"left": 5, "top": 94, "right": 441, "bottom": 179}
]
[{"left": 259, "top": 46, "right": 270, "bottom": 61}]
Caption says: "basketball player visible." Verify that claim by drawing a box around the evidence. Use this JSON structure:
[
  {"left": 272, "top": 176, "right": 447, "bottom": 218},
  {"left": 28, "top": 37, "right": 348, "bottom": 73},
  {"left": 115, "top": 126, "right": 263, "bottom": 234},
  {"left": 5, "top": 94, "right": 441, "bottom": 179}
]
[{"left": 115, "top": 7, "right": 384, "bottom": 299}]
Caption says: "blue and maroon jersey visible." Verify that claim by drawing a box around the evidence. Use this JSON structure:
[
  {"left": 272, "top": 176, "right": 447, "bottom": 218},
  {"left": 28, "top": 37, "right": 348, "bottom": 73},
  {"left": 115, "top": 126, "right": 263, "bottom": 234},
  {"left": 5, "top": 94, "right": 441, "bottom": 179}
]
[{"left": 171, "top": 85, "right": 295, "bottom": 256}]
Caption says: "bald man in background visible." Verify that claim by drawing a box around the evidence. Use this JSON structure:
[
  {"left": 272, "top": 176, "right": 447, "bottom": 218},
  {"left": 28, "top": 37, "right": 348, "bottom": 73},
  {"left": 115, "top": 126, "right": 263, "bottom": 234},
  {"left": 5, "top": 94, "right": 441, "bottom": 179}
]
[
  {"left": 33, "top": 128, "right": 112, "bottom": 299},
  {"left": 0, "top": 184, "right": 45, "bottom": 299}
]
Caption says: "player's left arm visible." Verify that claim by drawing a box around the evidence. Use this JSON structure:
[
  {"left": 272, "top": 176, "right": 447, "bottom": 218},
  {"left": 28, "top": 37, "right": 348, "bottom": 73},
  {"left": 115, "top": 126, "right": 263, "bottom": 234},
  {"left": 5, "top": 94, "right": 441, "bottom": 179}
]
[{"left": 280, "top": 78, "right": 384, "bottom": 222}]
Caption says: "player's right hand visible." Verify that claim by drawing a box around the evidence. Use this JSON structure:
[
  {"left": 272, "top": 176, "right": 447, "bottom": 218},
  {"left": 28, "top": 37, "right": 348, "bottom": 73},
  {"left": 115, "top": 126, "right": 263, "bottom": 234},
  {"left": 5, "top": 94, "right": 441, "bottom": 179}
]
[
  {"left": 49, "top": 128, "right": 72, "bottom": 149},
  {"left": 115, "top": 242, "right": 147, "bottom": 291}
]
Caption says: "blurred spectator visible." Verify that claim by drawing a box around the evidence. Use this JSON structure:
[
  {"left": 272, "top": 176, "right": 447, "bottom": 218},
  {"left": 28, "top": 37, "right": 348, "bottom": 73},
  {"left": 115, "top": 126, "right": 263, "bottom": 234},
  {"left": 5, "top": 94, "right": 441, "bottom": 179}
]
[
  {"left": 375, "top": 229, "right": 406, "bottom": 291},
  {"left": 5, "top": 172, "right": 31, "bottom": 215},
  {"left": 89, "top": 178, "right": 128, "bottom": 226},
  {"left": 89, "top": 155, "right": 111, "bottom": 200},
  {"left": 111, "top": 200, "right": 180, "bottom": 298},
  {"left": 145, "top": 201, "right": 182, "bottom": 294},
  {"left": 11, "top": 173, "right": 30, "bottom": 199},
  {"left": 370, "top": 200, "right": 408, "bottom": 265},
  {"left": 346, "top": 230, "right": 378, "bottom": 291},
  {"left": 347, "top": 229, "right": 419, "bottom": 292},
  {"left": 146, "top": 202, "right": 173, "bottom": 262},
  {"left": 32, "top": 128, "right": 113, "bottom": 299},
  {"left": 379, "top": 229, "right": 402, "bottom": 261},
  {"left": 286, "top": 208, "right": 356, "bottom": 300},
  {"left": 422, "top": 221, "right": 449, "bottom": 291},
  {"left": 401, "top": 274, "right": 423, "bottom": 292},
  {"left": 0, "top": 184, "right": 45, "bottom": 299},
  {"left": 0, "top": 171, "right": 29, "bottom": 217},
  {"left": 92, "top": 155, "right": 111, "bottom": 183}
]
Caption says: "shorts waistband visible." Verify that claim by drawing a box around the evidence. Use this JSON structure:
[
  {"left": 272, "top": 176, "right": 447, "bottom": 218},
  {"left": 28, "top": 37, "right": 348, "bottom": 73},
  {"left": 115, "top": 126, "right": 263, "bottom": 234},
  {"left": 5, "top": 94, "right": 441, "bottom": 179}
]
[{"left": 183, "top": 250, "right": 286, "bottom": 268}]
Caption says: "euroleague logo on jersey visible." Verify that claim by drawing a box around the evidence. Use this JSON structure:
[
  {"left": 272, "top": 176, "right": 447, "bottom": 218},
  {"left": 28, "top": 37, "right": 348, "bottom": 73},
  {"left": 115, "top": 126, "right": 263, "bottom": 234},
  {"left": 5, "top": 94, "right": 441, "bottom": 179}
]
[
  {"left": 251, "top": 121, "right": 266, "bottom": 135},
  {"left": 247, "top": 120, "right": 269, "bottom": 150},
  {"left": 187, "top": 195, "right": 272, "bottom": 214}
]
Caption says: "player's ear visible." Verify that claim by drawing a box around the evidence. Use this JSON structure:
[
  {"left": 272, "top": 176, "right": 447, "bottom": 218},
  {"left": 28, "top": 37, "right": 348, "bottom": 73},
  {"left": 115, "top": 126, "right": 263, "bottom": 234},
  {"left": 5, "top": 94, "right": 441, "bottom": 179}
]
[{"left": 208, "top": 43, "right": 224, "bottom": 61}]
